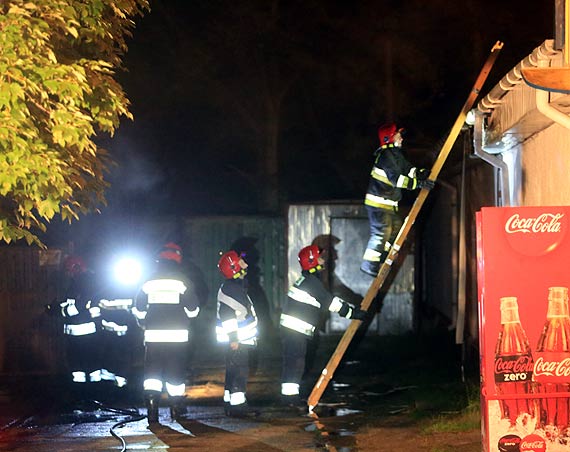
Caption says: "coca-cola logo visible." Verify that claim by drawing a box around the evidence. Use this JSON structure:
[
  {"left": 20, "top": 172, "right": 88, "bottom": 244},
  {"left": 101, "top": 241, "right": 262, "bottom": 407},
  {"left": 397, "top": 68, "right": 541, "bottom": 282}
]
[
  {"left": 519, "top": 434, "right": 546, "bottom": 452},
  {"left": 504, "top": 210, "right": 567, "bottom": 257},
  {"left": 498, "top": 434, "right": 521, "bottom": 452},
  {"left": 534, "top": 356, "right": 570, "bottom": 379},
  {"left": 494, "top": 355, "right": 534, "bottom": 381},
  {"left": 505, "top": 213, "right": 564, "bottom": 234}
]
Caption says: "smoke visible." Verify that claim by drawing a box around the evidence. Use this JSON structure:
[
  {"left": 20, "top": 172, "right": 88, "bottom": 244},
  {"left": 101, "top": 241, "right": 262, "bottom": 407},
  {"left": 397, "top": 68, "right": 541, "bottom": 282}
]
[{"left": 106, "top": 135, "right": 166, "bottom": 195}]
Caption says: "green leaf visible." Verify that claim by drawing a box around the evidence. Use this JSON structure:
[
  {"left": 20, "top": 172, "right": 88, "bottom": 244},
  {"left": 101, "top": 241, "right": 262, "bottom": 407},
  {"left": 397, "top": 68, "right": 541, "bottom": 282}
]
[{"left": 0, "top": 0, "right": 150, "bottom": 246}]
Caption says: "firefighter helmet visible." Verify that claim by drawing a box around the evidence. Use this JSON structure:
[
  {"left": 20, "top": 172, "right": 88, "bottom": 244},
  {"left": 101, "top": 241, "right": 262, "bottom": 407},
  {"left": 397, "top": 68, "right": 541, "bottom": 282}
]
[
  {"left": 158, "top": 242, "right": 182, "bottom": 264},
  {"left": 218, "top": 250, "right": 247, "bottom": 279},
  {"left": 298, "top": 245, "right": 322, "bottom": 271},
  {"left": 63, "top": 255, "right": 87, "bottom": 276},
  {"left": 377, "top": 123, "right": 404, "bottom": 147}
]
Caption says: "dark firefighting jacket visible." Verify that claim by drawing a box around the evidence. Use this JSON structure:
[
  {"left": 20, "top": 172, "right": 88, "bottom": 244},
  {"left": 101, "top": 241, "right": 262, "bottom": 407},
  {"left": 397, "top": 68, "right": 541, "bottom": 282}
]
[
  {"left": 365, "top": 145, "right": 421, "bottom": 211},
  {"left": 133, "top": 259, "right": 200, "bottom": 344},
  {"left": 58, "top": 271, "right": 101, "bottom": 337},
  {"left": 279, "top": 269, "right": 356, "bottom": 338},
  {"left": 216, "top": 278, "right": 258, "bottom": 345},
  {"left": 99, "top": 298, "right": 133, "bottom": 337}
]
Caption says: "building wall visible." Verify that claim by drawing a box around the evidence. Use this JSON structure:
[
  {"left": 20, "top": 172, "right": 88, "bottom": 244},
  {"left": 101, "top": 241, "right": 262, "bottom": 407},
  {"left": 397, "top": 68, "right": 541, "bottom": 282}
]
[
  {"left": 479, "top": 41, "right": 570, "bottom": 208},
  {"left": 522, "top": 123, "right": 570, "bottom": 205}
]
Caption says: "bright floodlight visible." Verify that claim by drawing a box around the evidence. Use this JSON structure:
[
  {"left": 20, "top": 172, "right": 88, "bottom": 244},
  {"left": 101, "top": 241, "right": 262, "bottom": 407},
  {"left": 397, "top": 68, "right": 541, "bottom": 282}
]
[{"left": 114, "top": 257, "right": 142, "bottom": 286}]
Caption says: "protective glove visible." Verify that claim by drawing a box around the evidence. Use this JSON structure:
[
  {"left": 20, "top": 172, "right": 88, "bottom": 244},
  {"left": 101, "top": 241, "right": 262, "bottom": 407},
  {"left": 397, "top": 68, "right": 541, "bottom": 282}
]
[
  {"left": 350, "top": 308, "right": 367, "bottom": 321},
  {"left": 417, "top": 178, "right": 435, "bottom": 190},
  {"left": 416, "top": 168, "right": 430, "bottom": 180}
]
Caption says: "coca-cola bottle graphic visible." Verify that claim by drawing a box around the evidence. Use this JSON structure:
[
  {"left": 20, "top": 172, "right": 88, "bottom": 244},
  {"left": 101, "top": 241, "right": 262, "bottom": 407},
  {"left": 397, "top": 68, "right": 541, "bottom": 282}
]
[
  {"left": 494, "top": 296, "right": 535, "bottom": 425},
  {"left": 533, "top": 286, "right": 570, "bottom": 438}
]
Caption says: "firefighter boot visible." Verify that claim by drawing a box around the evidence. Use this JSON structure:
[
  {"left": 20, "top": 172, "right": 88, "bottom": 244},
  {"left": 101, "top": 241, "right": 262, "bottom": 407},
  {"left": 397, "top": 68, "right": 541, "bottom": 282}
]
[
  {"left": 169, "top": 396, "right": 187, "bottom": 421},
  {"left": 145, "top": 393, "right": 159, "bottom": 424}
]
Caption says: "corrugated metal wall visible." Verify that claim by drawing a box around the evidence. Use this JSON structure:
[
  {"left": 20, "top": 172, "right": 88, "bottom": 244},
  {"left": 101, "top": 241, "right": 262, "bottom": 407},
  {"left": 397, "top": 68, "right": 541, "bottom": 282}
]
[
  {"left": 287, "top": 203, "right": 415, "bottom": 335},
  {"left": 0, "top": 247, "right": 64, "bottom": 375}
]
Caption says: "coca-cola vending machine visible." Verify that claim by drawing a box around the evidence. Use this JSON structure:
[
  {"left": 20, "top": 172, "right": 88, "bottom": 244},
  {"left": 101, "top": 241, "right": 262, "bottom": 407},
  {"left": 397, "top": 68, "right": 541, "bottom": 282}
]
[{"left": 477, "top": 206, "right": 570, "bottom": 452}]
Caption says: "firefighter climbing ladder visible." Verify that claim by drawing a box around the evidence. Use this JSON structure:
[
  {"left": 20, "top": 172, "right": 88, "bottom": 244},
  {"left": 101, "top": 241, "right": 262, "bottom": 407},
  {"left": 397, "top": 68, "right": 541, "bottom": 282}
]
[{"left": 307, "top": 40, "right": 504, "bottom": 412}]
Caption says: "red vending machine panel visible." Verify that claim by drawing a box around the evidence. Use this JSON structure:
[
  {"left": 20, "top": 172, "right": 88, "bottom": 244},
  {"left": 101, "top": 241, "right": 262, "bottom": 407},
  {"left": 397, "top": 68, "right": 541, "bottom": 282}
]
[{"left": 477, "top": 206, "right": 570, "bottom": 452}]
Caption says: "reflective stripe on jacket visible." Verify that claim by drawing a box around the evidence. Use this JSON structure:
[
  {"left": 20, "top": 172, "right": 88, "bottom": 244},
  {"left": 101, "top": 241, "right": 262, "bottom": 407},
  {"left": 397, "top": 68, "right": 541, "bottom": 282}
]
[
  {"left": 279, "top": 271, "right": 333, "bottom": 337},
  {"left": 135, "top": 259, "right": 200, "bottom": 344},
  {"left": 216, "top": 279, "right": 258, "bottom": 345},
  {"left": 365, "top": 146, "right": 419, "bottom": 209}
]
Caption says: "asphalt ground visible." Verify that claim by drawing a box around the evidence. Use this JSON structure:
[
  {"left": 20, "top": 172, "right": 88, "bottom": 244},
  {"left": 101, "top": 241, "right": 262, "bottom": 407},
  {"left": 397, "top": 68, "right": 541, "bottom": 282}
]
[{"left": 0, "top": 330, "right": 482, "bottom": 451}]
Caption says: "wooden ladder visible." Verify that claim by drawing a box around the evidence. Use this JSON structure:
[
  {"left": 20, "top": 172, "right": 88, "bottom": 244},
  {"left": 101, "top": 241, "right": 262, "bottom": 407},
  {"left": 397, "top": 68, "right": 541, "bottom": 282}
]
[{"left": 307, "top": 40, "right": 504, "bottom": 412}]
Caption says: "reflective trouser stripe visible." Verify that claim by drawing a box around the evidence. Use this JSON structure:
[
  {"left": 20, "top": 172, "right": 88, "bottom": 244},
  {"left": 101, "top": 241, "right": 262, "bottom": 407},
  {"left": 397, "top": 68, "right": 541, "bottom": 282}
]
[
  {"left": 364, "top": 194, "right": 398, "bottom": 210},
  {"left": 230, "top": 392, "right": 246, "bottom": 406},
  {"left": 224, "top": 390, "right": 231, "bottom": 403},
  {"left": 166, "top": 382, "right": 186, "bottom": 397},
  {"left": 281, "top": 382, "right": 300, "bottom": 396},
  {"left": 144, "top": 378, "right": 163, "bottom": 392},
  {"left": 144, "top": 329, "right": 189, "bottom": 343}
]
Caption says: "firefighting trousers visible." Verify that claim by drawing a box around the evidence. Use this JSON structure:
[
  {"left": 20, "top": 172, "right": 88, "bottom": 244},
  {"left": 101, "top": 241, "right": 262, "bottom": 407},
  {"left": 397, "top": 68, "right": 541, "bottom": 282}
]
[
  {"left": 361, "top": 206, "right": 403, "bottom": 271},
  {"left": 65, "top": 333, "right": 102, "bottom": 383},
  {"left": 143, "top": 342, "right": 189, "bottom": 394},
  {"left": 280, "top": 328, "right": 309, "bottom": 391},
  {"left": 225, "top": 345, "right": 254, "bottom": 405},
  {"left": 99, "top": 331, "right": 132, "bottom": 387}
]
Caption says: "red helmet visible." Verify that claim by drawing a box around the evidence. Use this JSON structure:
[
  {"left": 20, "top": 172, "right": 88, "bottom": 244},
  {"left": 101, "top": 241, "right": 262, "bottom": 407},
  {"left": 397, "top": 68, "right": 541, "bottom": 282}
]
[
  {"left": 158, "top": 242, "right": 182, "bottom": 264},
  {"left": 378, "top": 123, "right": 404, "bottom": 147},
  {"left": 298, "top": 245, "right": 322, "bottom": 271},
  {"left": 218, "top": 250, "right": 246, "bottom": 279},
  {"left": 63, "top": 255, "right": 87, "bottom": 276}
]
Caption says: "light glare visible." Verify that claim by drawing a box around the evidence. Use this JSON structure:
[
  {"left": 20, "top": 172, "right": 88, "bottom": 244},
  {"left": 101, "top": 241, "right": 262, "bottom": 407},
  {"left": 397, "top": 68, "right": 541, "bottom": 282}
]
[{"left": 114, "top": 257, "right": 142, "bottom": 286}]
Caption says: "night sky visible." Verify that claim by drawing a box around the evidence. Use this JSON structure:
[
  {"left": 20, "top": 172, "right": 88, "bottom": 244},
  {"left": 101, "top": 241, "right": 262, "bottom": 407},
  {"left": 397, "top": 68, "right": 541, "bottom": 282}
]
[
  {"left": 100, "top": 0, "right": 553, "bottom": 215},
  {"left": 44, "top": 0, "right": 554, "bottom": 250}
]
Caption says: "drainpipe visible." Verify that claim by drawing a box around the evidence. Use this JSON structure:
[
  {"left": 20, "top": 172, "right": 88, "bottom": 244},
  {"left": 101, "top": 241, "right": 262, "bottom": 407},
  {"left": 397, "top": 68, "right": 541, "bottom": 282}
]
[
  {"left": 535, "top": 59, "right": 570, "bottom": 130},
  {"left": 472, "top": 112, "right": 511, "bottom": 206}
]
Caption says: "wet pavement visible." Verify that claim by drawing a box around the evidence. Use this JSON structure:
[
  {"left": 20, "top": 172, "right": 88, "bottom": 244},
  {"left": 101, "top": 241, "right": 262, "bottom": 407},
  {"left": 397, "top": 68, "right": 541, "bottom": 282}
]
[{"left": 0, "top": 332, "right": 482, "bottom": 451}]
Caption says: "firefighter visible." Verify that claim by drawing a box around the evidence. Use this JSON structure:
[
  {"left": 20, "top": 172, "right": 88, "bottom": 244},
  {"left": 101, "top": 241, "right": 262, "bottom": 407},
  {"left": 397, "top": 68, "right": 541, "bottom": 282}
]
[
  {"left": 98, "top": 297, "right": 136, "bottom": 390},
  {"left": 360, "top": 123, "right": 435, "bottom": 277},
  {"left": 216, "top": 250, "right": 259, "bottom": 417},
  {"left": 49, "top": 255, "right": 103, "bottom": 395},
  {"left": 133, "top": 242, "right": 200, "bottom": 424},
  {"left": 279, "top": 245, "right": 367, "bottom": 406}
]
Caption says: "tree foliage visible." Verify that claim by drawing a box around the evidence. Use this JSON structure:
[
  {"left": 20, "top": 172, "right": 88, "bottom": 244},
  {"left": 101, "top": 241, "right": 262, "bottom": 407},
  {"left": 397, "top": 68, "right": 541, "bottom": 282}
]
[{"left": 0, "top": 0, "right": 148, "bottom": 246}]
